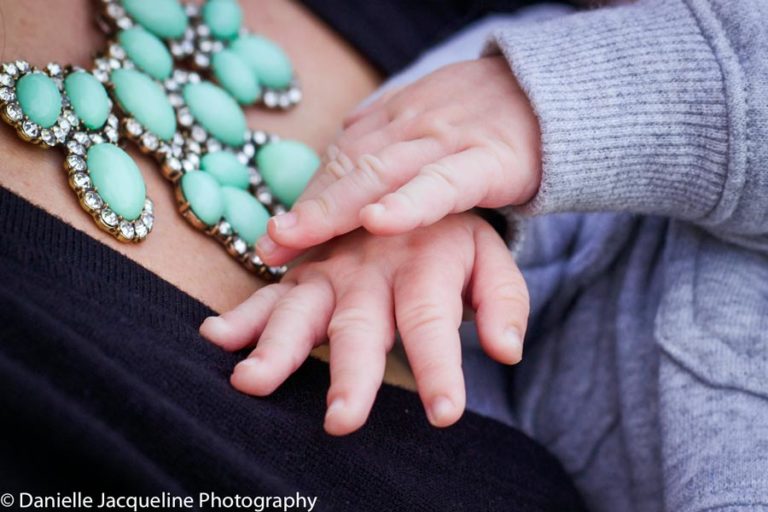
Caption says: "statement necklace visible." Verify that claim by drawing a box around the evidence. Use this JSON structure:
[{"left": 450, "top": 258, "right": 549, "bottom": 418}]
[{"left": 0, "top": 0, "right": 321, "bottom": 280}]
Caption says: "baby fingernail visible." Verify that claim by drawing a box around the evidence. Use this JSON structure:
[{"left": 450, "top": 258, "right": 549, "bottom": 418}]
[
  {"left": 367, "top": 203, "right": 386, "bottom": 217},
  {"left": 326, "top": 398, "right": 345, "bottom": 418},
  {"left": 271, "top": 212, "right": 297, "bottom": 231},
  {"left": 256, "top": 235, "right": 277, "bottom": 256},
  {"left": 428, "top": 396, "right": 455, "bottom": 426}
]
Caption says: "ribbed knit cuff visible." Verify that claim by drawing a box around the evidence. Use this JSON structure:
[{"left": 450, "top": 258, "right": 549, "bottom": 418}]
[{"left": 487, "top": 0, "right": 732, "bottom": 220}]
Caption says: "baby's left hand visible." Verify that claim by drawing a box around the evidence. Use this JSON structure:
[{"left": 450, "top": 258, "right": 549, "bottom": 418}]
[
  {"left": 201, "top": 213, "right": 529, "bottom": 435},
  {"left": 257, "top": 56, "right": 541, "bottom": 266}
]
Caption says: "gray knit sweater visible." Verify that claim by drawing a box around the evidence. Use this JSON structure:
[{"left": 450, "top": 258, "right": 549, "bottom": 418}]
[{"left": 388, "top": 1, "right": 768, "bottom": 511}]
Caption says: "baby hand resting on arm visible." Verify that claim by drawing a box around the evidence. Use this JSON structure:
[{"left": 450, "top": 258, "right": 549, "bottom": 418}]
[{"left": 201, "top": 56, "right": 541, "bottom": 435}]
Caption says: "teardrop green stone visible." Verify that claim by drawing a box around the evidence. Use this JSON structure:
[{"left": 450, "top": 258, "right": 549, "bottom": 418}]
[
  {"left": 212, "top": 49, "right": 261, "bottom": 105},
  {"left": 118, "top": 27, "right": 174, "bottom": 81},
  {"left": 16, "top": 72, "right": 62, "bottom": 128},
  {"left": 221, "top": 186, "right": 270, "bottom": 245},
  {"left": 202, "top": 0, "right": 242, "bottom": 41},
  {"left": 201, "top": 151, "right": 250, "bottom": 189},
  {"left": 111, "top": 68, "right": 177, "bottom": 141},
  {"left": 182, "top": 81, "right": 246, "bottom": 147},
  {"left": 87, "top": 143, "right": 146, "bottom": 221},
  {"left": 230, "top": 35, "right": 293, "bottom": 89},
  {"left": 256, "top": 140, "right": 319, "bottom": 207},
  {"left": 122, "top": 0, "right": 189, "bottom": 39},
  {"left": 181, "top": 170, "right": 225, "bottom": 226},
  {"left": 64, "top": 71, "right": 111, "bottom": 130}
]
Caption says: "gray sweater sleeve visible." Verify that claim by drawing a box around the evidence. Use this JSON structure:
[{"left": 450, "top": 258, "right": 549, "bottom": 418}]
[{"left": 487, "top": 0, "right": 768, "bottom": 251}]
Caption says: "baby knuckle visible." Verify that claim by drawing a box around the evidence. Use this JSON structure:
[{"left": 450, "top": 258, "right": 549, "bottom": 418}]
[
  {"left": 356, "top": 154, "right": 390, "bottom": 187},
  {"left": 399, "top": 302, "right": 447, "bottom": 333},
  {"left": 328, "top": 308, "right": 371, "bottom": 338}
]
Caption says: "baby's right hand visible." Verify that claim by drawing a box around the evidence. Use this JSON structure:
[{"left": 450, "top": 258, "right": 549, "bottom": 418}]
[
  {"left": 201, "top": 213, "right": 529, "bottom": 435},
  {"left": 257, "top": 56, "right": 541, "bottom": 267}
]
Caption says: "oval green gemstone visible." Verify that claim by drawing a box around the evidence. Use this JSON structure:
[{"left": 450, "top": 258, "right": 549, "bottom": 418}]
[
  {"left": 201, "top": 151, "right": 250, "bottom": 189},
  {"left": 211, "top": 49, "right": 261, "bottom": 105},
  {"left": 230, "top": 35, "right": 293, "bottom": 89},
  {"left": 16, "top": 72, "right": 62, "bottom": 128},
  {"left": 118, "top": 27, "right": 173, "bottom": 81},
  {"left": 256, "top": 140, "right": 319, "bottom": 207},
  {"left": 122, "top": 0, "right": 188, "bottom": 39},
  {"left": 181, "top": 170, "right": 225, "bottom": 226},
  {"left": 87, "top": 143, "right": 146, "bottom": 220},
  {"left": 202, "top": 0, "right": 242, "bottom": 41},
  {"left": 64, "top": 71, "right": 111, "bottom": 130},
  {"left": 111, "top": 68, "right": 176, "bottom": 141},
  {"left": 221, "top": 186, "right": 270, "bottom": 244},
  {"left": 183, "top": 81, "right": 246, "bottom": 147}
]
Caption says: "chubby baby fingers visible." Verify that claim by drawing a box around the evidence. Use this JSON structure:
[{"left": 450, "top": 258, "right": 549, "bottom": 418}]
[
  {"left": 324, "top": 276, "right": 395, "bottom": 436},
  {"left": 470, "top": 224, "right": 529, "bottom": 365},
  {"left": 231, "top": 279, "right": 334, "bottom": 397},
  {"left": 200, "top": 282, "right": 294, "bottom": 351},
  {"left": 394, "top": 256, "right": 467, "bottom": 428}
]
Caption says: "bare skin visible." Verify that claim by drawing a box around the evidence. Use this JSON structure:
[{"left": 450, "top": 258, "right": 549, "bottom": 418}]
[{"left": 0, "top": 0, "right": 379, "bottom": 313}]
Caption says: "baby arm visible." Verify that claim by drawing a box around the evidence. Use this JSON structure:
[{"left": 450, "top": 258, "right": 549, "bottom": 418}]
[{"left": 201, "top": 213, "right": 528, "bottom": 435}]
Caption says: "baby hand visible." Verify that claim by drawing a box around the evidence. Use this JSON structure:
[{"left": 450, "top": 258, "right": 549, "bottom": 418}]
[
  {"left": 201, "top": 213, "right": 529, "bottom": 435},
  {"left": 257, "top": 56, "right": 540, "bottom": 266}
]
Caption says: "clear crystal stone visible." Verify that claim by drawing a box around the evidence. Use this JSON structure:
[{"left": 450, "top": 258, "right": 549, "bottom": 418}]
[
  {"left": 65, "top": 111, "right": 79, "bottom": 127},
  {"left": 100, "top": 208, "right": 118, "bottom": 226},
  {"left": 217, "top": 221, "right": 232, "bottom": 237},
  {"left": 71, "top": 172, "right": 91, "bottom": 190},
  {"left": 250, "top": 253, "right": 263, "bottom": 266},
  {"left": 186, "top": 140, "right": 201, "bottom": 154},
  {"left": 170, "top": 42, "right": 185, "bottom": 58},
  {"left": 119, "top": 220, "right": 135, "bottom": 239},
  {"left": 46, "top": 63, "right": 61, "bottom": 76},
  {"left": 191, "top": 125, "right": 206, "bottom": 142},
  {"left": 124, "top": 118, "right": 143, "bottom": 137},
  {"left": 74, "top": 132, "right": 90, "bottom": 145},
  {"left": 40, "top": 129, "right": 56, "bottom": 146},
  {"left": 181, "top": 40, "right": 195, "bottom": 56},
  {"left": 263, "top": 91, "right": 278, "bottom": 108},
  {"left": 0, "top": 87, "right": 15, "bottom": 102},
  {"left": 84, "top": 190, "right": 103, "bottom": 210},
  {"left": 256, "top": 188, "right": 273, "bottom": 204},
  {"left": 165, "top": 157, "right": 182, "bottom": 172},
  {"left": 199, "top": 40, "right": 213, "bottom": 53},
  {"left": 93, "top": 69, "right": 109, "bottom": 83},
  {"left": 186, "top": 152, "right": 200, "bottom": 168},
  {"left": 106, "top": 3, "right": 125, "bottom": 18},
  {"left": 104, "top": 126, "right": 118, "bottom": 143},
  {"left": 15, "top": 60, "right": 29, "bottom": 73},
  {"left": 116, "top": 17, "right": 133, "bottom": 30},
  {"left": 237, "top": 152, "right": 249, "bottom": 165},
  {"left": 196, "top": 24, "right": 211, "bottom": 38},
  {"left": 249, "top": 172, "right": 263, "bottom": 187},
  {"left": 188, "top": 72, "right": 200, "bottom": 83},
  {"left": 58, "top": 118, "right": 71, "bottom": 133},
  {"left": 172, "top": 133, "right": 184, "bottom": 146},
  {"left": 211, "top": 41, "right": 224, "bottom": 53},
  {"left": 95, "top": 58, "right": 110, "bottom": 71},
  {"left": 109, "top": 44, "right": 126, "bottom": 60},
  {"left": 172, "top": 70, "right": 188, "bottom": 83},
  {"left": 22, "top": 120, "right": 39, "bottom": 138},
  {"left": 171, "top": 144, "right": 183, "bottom": 158},
  {"left": 107, "top": 114, "right": 119, "bottom": 129},
  {"left": 164, "top": 78, "right": 179, "bottom": 91},
  {"left": 5, "top": 103, "right": 21, "bottom": 121},
  {"left": 67, "top": 155, "right": 86, "bottom": 171},
  {"left": 182, "top": 159, "right": 196, "bottom": 173},
  {"left": 134, "top": 221, "right": 148, "bottom": 238},
  {"left": 177, "top": 108, "right": 193, "bottom": 126},
  {"left": 0, "top": 74, "right": 12, "bottom": 87},
  {"left": 272, "top": 204, "right": 287, "bottom": 216},
  {"left": 67, "top": 141, "right": 85, "bottom": 155},
  {"left": 206, "top": 139, "right": 222, "bottom": 153},
  {"left": 90, "top": 134, "right": 104, "bottom": 145},
  {"left": 184, "top": 3, "right": 198, "bottom": 16},
  {"left": 288, "top": 88, "right": 302, "bottom": 103},
  {"left": 252, "top": 131, "right": 267, "bottom": 146},
  {"left": 144, "top": 198, "right": 154, "bottom": 214},
  {"left": 3, "top": 63, "right": 18, "bottom": 77},
  {"left": 141, "top": 133, "right": 159, "bottom": 151},
  {"left": 231, "top": 237, "right": 247, "bottom": 255},
  {"left": 278, "top": 95, "right": 291, "bottom": 109},
  {"left": 141, "top": 212, "right": 154, "bottom": 231},
  {"left": 241, "top": 143, "right": 255, "bottom": 158},
  {"left": 268, "top": 133, "right": 281, "bottom": 143}
]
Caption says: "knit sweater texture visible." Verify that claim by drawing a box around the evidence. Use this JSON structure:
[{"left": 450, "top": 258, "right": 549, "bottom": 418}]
[{"left": 391, "top": 1, "right": 768, "bottom": 510}]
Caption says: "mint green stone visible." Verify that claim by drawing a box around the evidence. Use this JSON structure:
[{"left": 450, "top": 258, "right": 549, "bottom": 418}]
[
  {"left": 257, "top": 140, "right": 319, "bottom": 207},
  {"left": 230, "top": 35, "right": 293, "bottom": 89},
  {"left": 201, "top": 151, "right": 250, "bottom": 189},
  {"left": 182, "top": 81, "right": 246, "bottom": 147},
  {"left": 16, "top": 72, "right": 61, "bottom": 128},
  {"left": 118, "top": 27, "right": 173, "bottom": 81},
  {"left": 87, "top": 143, "right": 146, "bottom": 220},
  {"left": 202, "top": 0, "right": 242, "bottom": 41},
  {"left": 64, "top": 71, "right": 111, "bottom": 130},
  {"left": 122, "top": 0, "right": 188, "bottom": 39},
  {"left": 221, "top": 186, "right": 269, "bottom": 244},
  {"left": 181, "top": 170, "right": 225, "bottom": 226},
  {"left": 111, "top": 68, "right": 176, "bottom": 141},
  {"left": 212, "top": 49, "right": 261, "bottom": 105}
]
